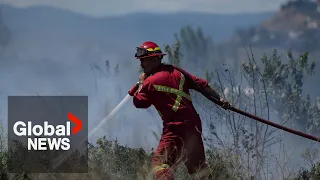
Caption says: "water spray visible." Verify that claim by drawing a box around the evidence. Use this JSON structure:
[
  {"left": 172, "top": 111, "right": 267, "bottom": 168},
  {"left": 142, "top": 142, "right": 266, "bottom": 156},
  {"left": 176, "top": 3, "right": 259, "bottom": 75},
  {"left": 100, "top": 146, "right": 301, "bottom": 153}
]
[{"left": 52, "top": 94, "right": 132, "bottom": 169}]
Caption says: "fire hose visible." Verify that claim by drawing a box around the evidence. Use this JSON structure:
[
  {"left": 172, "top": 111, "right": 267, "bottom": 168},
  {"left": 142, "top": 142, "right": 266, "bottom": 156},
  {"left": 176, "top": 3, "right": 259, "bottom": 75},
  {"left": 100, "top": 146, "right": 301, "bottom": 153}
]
[{"left": 130, "top": 65, "right": 320, "bottom": 143}]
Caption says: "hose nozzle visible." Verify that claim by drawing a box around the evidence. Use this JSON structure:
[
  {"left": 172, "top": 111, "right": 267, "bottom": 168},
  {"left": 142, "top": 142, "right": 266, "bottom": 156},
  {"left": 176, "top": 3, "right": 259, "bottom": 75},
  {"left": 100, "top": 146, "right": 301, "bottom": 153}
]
[{"left": 128, "top": 83, "right": 139, "bottom": 96}]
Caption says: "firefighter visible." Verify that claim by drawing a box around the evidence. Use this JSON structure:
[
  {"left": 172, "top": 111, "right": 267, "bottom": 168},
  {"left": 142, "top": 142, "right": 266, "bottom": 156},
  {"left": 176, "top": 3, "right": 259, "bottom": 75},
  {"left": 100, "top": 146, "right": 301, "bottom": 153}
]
[{"left": 128, "top": 41, "right": 230, "bottom": 180}]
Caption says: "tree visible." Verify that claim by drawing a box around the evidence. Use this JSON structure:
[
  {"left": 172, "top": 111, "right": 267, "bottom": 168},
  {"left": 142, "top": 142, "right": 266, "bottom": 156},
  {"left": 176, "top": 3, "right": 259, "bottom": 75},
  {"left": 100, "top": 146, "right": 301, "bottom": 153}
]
[{"left": 173, "top": 26, "right": 215, "bottom": 72}]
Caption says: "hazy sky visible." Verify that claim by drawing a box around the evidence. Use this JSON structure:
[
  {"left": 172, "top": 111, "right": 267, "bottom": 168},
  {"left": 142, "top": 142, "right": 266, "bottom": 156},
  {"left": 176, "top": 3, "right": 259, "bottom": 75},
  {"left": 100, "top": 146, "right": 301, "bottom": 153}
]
[{"left": 0, "top": 0, "right": 288, "bottom": 17}]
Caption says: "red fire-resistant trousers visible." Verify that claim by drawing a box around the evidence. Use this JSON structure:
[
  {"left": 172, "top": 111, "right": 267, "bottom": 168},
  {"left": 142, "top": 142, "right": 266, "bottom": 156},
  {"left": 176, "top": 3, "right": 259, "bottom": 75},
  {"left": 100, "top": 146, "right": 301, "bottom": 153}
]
[{"left": 152, "top": 121, "right": 211, "bottom": 180}]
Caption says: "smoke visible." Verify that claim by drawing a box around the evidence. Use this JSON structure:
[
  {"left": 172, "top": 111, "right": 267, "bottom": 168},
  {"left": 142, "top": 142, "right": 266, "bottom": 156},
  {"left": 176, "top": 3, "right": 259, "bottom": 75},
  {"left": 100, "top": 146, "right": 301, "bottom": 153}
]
[
  {"left": 0, "top": 10, "right": 161, "bottom": 151},
  {"left": 1, "top": 49, "right": 161, "bottom": 149}
]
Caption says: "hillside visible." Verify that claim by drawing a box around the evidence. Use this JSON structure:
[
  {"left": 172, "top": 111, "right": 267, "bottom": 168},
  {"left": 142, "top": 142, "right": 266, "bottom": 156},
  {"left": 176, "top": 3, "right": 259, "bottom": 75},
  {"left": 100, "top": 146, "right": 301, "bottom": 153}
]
[
  {"left": 230, "top": 0, "right": 320, "bottom": 52},
  {"left": 0, "top": 4, "right": 272, "bottom": 63}
]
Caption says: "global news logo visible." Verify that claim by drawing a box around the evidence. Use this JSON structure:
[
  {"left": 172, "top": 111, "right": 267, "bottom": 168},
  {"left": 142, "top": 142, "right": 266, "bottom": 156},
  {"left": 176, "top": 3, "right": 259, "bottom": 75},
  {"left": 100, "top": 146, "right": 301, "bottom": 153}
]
[{"left": 12, "top": 112, "right": 83, "bottom": 151}]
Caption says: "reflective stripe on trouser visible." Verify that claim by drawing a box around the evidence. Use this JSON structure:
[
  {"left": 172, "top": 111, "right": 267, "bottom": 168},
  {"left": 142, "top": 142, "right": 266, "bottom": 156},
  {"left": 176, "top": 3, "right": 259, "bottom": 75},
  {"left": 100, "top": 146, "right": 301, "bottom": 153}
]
[
  {"left": 153, "top": 163, "right": 174, "bottom": 180},
  {"left": 152, "top": 122, "right": 206, "bottom": 180},
  {"left": 153, "top": 164, "right": 170, "bottom": 172},
  {"left": 153, "top": 72, "right": 191, "bottom": 112}
]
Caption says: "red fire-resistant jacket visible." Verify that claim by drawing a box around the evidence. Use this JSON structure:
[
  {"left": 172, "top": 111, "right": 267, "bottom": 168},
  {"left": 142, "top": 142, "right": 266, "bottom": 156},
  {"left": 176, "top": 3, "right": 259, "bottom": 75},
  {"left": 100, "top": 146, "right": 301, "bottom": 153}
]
[{"left": 132, "top": 64, "right": 208, "bottom": 127}]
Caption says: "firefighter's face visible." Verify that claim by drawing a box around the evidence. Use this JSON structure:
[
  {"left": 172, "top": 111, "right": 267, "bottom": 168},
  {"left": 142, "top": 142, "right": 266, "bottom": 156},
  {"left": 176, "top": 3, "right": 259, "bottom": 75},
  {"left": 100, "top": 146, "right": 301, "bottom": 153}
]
[{"left": 140, "top": 56, "right": 158, "bottom": 74}]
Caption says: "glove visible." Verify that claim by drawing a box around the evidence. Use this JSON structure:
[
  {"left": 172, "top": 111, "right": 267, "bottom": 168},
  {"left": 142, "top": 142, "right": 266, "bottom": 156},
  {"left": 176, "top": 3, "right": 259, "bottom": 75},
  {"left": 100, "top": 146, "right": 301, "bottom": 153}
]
[{"left": 220, "top": 97, "right": 231, "bottom": 110}]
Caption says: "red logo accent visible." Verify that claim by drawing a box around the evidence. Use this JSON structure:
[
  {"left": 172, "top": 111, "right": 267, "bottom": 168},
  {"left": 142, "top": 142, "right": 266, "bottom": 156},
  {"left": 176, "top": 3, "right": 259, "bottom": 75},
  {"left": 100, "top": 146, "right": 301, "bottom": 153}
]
[{"left": 68, "top": 112, "right": 83, "bottom": 135}]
